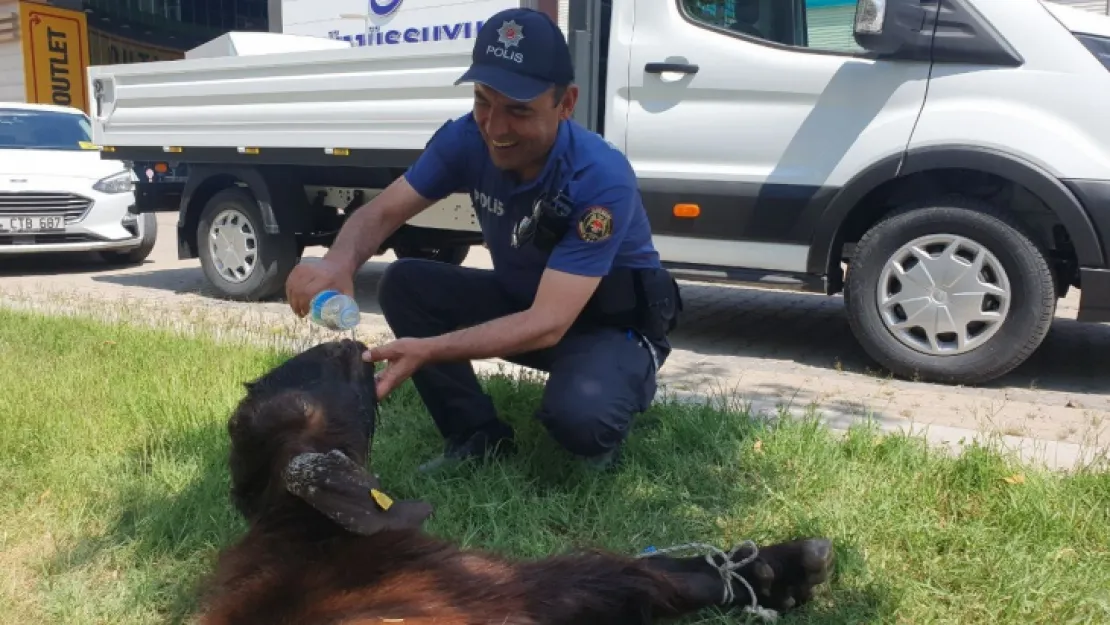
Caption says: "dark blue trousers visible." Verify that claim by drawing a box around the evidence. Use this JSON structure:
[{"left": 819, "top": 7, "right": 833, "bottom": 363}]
[{"left": 377, "top": 258, "right": 667, "bottom": 459}]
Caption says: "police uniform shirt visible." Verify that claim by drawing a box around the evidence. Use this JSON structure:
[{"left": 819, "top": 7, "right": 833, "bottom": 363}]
[{"left": 403, "top": 112, "right": 662, "bottom": 306}]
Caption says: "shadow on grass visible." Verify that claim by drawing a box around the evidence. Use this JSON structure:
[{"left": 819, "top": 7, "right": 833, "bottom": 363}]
[
  {"left": 41, "top": 419, "right": 242, "bottom": 624},
  {"left": 42, "top": 367, "right": 896, "bottom": 624}
]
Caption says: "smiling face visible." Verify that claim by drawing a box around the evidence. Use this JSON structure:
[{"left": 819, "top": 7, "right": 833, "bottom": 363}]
[{"left": 472, "top": 82, "right": 578, "bottom": 181}]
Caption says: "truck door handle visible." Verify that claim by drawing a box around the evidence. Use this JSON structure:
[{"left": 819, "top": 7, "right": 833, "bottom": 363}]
[{"left": 645, "top": 62, "right": 700, "bottom": 74}]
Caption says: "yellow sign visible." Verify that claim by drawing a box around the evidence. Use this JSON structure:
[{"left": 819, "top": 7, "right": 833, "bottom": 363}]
[{"left": 19, "top": 1, "right": 91, "bottom": 113}]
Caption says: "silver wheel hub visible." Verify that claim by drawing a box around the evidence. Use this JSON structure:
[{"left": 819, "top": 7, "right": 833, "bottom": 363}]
[
  {"left": 207, "top": 208, "right": 257, "bottom": 284},
  {"left": 877, "top": 233, "right": 1012, "bottom": 356}
]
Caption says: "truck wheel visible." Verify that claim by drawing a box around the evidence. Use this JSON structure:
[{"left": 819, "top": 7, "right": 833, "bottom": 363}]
[
  {"left": 843, "top": 195, "right": 1056, "bottom": 385},
  {"left": 197, "top": 187, "right": 298, "bottom": 301},
  {"left": 394, "top": 244, "right": 469, "bottom": 265},
  {"left": 99, "top": 211, "right": 158, "bottom": 265}
]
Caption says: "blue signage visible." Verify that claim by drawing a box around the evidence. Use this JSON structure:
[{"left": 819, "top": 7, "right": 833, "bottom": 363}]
[
  {"left": 370, "top": 0, "right": 404, "bottom": 17},
  {"left": 329, "top": 0, "right": 484, "bottom": 47},
  {"left": 333, "top": 21, "right": 485, "bottom": 47}
]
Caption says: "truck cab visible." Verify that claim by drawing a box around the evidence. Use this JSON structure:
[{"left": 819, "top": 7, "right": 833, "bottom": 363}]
[
  {"left": 87, "top": 0, "right": 1110, "bottom": 386},
  {"left": 570, "top": 0, "right": 1110, "bottom": 385}
]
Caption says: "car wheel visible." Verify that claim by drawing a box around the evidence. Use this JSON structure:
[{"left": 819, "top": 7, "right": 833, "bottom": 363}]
[
  {"left": 197, "top": 187, "right": 298, "bottom": 301},
  {"left": 99, "top": 211, "right": 158, "bottom": 265},
  {"left": 394, "top": 244, "right": 469, "bottom": 265},
  {"left": 844, "top": 195, "right": 1056, "bottom": 385}
]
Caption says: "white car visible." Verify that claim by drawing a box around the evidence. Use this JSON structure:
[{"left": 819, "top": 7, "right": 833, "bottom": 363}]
[{"left": 0, "top": 102, "right": 156, "bottom": 263}]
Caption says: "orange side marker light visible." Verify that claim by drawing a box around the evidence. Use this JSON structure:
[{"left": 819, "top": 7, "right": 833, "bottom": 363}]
[{"left": 673, "top": 203, "right": 700, "bottom": 218}]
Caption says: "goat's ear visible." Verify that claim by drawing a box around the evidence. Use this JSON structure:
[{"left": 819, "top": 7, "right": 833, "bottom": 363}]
[{"left": 282, "top": 450, "right": 433, "bottom": 535}]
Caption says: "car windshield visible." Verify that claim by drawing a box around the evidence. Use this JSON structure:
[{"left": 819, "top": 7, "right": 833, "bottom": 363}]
[{"left": 0, "top": 108, "right": 94, "bottom": 151}]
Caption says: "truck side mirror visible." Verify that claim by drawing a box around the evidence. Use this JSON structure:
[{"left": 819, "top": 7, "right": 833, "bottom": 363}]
[
  {"left": 853, "top": 0, "right": 896, "bottom": 53},
  {"left": 853, "top": 0, "right": 887, "bottom": 36},
  {"left": 852, "top": 0, "right": 931, "bottom": 61}
]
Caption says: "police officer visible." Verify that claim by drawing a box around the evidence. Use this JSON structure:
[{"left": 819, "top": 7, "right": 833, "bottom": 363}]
[{"left": 286, "top": 7, "right": 681, "bottom": 473}]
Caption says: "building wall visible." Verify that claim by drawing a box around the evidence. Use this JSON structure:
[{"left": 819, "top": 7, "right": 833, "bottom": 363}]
[
  {"left": 0, "top": 0, "right": 23, "bottom": 102},
  {"left": 1, "top": 0, "right": 273, "bottom": 108},
  {"left": 80, "top": 0, "right": 269, "bottom": 65},
  {"left": 267, "top": 0, "right": 280, "bottom": 32}
]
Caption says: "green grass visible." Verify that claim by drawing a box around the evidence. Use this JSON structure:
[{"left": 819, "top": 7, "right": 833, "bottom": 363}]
[{"left": 1, "top": 307, "right": 1108, "bottom": 625}]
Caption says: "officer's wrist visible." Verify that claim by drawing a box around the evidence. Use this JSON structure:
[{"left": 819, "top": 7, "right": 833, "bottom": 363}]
[{"left": 322, "top": 248, "right": 359, "bottom": 278}]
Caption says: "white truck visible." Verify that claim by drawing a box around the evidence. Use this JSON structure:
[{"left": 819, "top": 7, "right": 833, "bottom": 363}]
[{"left": 86, "top": 0, "right": 1110, "bottom": 386}]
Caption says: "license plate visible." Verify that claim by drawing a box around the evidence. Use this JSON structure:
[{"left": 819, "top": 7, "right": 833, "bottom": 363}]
[{"left": 4, "top": 215, "right": 66, "bottom": 233}]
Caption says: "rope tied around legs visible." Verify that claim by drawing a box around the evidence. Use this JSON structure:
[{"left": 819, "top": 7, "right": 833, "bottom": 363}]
[{"left": 635, "top": 540, "right": 779, "bottom": 623}]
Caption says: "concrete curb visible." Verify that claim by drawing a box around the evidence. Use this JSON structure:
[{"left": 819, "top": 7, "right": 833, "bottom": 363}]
[
  {"left": 471, "top": 359, "right": 1109, "bottom": 473},
  {"left": 745, "top": 396, "right": 1109, "bottom": 472}
]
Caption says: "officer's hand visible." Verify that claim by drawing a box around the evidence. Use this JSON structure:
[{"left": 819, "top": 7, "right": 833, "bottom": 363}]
[
  {"left": 362, "top": 338, "right": 433, "bottom": 400},
  {"left": 285, "top": 258, "right": 355, "bottom": 318}
]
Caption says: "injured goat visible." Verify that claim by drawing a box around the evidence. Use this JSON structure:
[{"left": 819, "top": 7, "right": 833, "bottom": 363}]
[{"left": 195, "top": 339, "right": 834, "bottom": 624}]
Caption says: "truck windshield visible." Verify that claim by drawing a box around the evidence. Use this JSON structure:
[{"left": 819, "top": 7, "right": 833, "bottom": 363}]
[{"left": 0, "top": 108, "right": 94, "bottom": 151}]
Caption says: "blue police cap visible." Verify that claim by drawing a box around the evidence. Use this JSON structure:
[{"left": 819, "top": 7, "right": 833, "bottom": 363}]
[{"left": 454, "top": 7, "right": 574, "bottom": 102}]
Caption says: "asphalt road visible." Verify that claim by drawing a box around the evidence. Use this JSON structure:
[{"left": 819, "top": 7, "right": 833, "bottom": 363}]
[{"left": 1, "top": 211, "right": 1107, "bottom": 461}]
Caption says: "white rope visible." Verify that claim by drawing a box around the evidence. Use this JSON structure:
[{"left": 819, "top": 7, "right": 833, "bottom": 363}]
[{"left": 635, "top": 541, "right": 779, "bottom": 623}]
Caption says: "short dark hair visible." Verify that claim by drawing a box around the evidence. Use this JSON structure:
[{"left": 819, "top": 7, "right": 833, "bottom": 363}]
[{"left": 552, "top": 83, "right": 569, "bottom": 107}]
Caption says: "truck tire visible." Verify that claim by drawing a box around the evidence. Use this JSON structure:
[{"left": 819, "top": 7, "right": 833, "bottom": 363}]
[
  {"left": 196, "top": 187, "right": 298, "bottom": 302},
  {"left": 394, "top": 244, "right": 469, "bottom": 265},
  {"left": 99, "top": 211, "right": 158, "bottom": 265},
  {"left": 843, "top": 195, "right": 1056, "bottom": 385}
]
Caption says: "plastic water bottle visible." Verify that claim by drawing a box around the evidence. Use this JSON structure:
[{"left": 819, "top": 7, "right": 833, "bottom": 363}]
[{"left": 309, "top": 290, "right": 361, "bottom": 331}]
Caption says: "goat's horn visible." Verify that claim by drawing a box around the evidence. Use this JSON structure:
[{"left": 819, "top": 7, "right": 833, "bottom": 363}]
[
  {"left": 282, "top": 449, "right": 433, "bottom": 536},
  {"left": 283, "top": 450, "right": 371, "bottom": 497}
]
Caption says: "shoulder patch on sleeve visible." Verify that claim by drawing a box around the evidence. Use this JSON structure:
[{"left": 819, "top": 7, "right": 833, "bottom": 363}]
[{"left": 577, "top": 206, "right": 614, "bottom": 242}]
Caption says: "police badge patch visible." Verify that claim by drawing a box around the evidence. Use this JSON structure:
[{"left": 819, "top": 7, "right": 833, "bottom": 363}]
[
  {"left": 577, "top": 207, "right": 613, "bottom": 242},
  {"left": 497, "top": 20, "right": 525, "bottom": 47}
]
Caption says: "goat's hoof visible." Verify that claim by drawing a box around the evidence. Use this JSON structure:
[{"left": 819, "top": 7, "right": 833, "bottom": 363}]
[{"left": 732, "top": 538, "right": 834, "bottom": 614}]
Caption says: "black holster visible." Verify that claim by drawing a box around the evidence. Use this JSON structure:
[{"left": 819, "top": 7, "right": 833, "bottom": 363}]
[
  {"left": 532, "top": 194, "right": 574, "bottom": 252},
  {"left": 581, "top": 267, "right": 683, "bottom": 341}
]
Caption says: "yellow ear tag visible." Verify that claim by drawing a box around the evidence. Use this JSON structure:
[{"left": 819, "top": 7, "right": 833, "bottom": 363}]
[{"left": 369, "top": 488, "right": 394, "bottom": 511}]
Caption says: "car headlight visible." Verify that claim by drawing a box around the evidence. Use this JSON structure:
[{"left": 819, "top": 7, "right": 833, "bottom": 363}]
[
  {"left": 1075, "top": 32, "right": 1110, "bottom": 71},
  {"left": 93, "top": 171, "right": 134, "bottom": 194}
]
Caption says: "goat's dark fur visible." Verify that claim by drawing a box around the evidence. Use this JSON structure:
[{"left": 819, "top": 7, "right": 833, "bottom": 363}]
[{"left": 195, "top": 339, "right": 834, "bottom": 624}]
